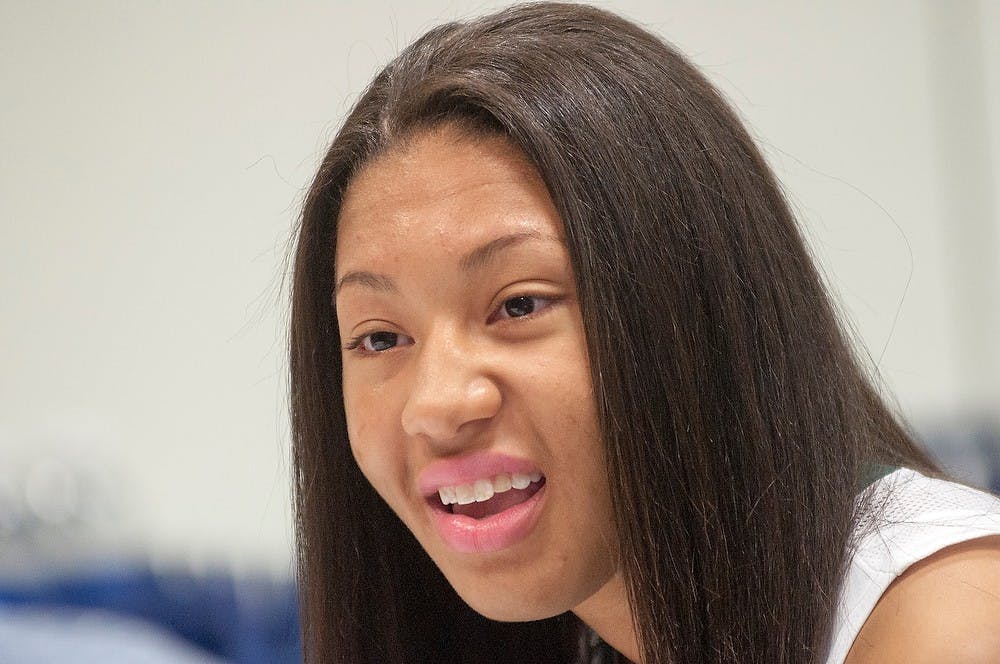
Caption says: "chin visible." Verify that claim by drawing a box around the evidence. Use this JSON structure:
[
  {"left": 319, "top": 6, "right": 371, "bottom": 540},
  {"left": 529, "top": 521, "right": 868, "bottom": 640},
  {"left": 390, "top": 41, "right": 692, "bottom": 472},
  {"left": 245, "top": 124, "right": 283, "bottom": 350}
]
[
  {"left": 460, "top": 594, "right": 563, "bottom": 623},
  {"left": 444, "top": 573, "right": 570, "bottom": 623}
]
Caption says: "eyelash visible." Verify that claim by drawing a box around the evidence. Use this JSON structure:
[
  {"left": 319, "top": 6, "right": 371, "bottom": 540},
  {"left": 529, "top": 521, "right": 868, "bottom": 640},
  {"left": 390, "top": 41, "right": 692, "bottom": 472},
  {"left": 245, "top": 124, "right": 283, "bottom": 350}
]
[
  {"left": 343, "top": 330, "right": 411, "bottom": 354},
  {"left": 343, "top": 294, "right": 560, "bottom": 355},
  {"left": 488, "top": 294, "right": 557, "bottom": 323}
]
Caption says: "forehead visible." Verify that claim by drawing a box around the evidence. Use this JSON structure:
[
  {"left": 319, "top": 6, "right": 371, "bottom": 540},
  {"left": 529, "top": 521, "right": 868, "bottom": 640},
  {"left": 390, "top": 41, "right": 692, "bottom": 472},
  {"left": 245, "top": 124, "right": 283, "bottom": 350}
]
[{"left": 335, "top": 127, "right": 563, "bottom": 265}]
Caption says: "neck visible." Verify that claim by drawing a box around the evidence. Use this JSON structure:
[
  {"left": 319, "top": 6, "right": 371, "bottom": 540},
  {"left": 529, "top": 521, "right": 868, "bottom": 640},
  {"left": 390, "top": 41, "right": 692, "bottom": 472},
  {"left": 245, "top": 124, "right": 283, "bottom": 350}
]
[{"left": 573, "top": 570, "right": 641, "bottom": 663}]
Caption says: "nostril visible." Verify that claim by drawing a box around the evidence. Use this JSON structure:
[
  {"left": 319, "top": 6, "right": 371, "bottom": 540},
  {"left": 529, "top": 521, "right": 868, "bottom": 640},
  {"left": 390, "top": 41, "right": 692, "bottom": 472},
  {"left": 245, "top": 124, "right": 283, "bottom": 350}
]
[
  {"left": 401, "top": 392, "right": 464, "bottom": 440},
  {"left": 402, "top": 411, "right": 461, "bottom": 441},
  {"left": 401, "top": 375, "right": 502, "bottom": 441}
]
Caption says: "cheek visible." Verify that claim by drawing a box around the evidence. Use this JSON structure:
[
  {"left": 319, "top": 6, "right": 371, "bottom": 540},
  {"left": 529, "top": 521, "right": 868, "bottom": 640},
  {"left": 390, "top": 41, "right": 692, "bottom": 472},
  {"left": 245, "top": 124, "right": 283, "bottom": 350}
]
[
  {"left": 533, "top": 343, "right": 599, "bottom": 439},
  {"left": 342, "top": 374, "right": 401, "bottom": 500},
  {"left": 525, "top": 340, "right": 610, "bottom": 505}
]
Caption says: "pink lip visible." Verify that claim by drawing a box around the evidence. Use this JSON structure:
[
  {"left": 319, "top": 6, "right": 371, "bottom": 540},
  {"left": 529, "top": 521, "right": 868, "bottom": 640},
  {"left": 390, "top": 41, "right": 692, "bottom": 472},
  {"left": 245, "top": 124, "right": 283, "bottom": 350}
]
[
  {"left": 417, "top": 452, "right": 546, "bottom": 554},
  {"left": 428, "top": 482, "right": 546, "bottom": 554},
  {"left": 417, "top": 452, "right": 541, "bottom": 496}
]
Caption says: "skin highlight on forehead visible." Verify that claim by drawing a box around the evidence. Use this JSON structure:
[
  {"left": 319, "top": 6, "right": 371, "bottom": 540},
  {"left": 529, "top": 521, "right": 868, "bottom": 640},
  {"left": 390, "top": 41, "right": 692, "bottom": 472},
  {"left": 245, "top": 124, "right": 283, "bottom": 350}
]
[
  {"left": 335, "top": 126, "right": 569, "bottom": 298},
  {"left": 339, "top": 126, "right": 551, "bottom": 231}
]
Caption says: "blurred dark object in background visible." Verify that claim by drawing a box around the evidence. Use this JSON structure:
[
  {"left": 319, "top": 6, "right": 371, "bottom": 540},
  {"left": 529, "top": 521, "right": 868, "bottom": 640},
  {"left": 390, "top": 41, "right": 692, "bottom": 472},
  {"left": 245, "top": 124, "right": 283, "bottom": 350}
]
[
  {"left": 921, "top": 417, "right": 1000, "bottom": 494},
  {"left": 0, "top": 564, "right": 299, "bottom": 663}
]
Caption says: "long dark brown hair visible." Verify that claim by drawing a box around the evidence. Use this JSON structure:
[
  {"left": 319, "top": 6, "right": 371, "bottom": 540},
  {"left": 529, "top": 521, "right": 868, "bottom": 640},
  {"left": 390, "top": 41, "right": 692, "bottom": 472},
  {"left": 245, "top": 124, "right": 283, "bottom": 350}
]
[{"left": 290, "top": 3, "right": 937, "bottom": 662}]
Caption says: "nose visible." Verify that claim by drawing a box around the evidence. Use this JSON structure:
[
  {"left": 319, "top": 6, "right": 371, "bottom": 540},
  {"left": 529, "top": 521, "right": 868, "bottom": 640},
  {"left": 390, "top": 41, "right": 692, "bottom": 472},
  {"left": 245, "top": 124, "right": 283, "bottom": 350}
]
[{"left": 400, "top": 326, "right": 501, "bottom": 443}]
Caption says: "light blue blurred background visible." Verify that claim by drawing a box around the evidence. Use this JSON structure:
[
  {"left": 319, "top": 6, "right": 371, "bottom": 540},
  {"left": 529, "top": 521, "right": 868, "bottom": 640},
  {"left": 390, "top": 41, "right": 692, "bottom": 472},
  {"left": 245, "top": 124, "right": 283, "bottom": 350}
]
[{"left": 1, "top": 1, "right": 998, "bottom": 659}]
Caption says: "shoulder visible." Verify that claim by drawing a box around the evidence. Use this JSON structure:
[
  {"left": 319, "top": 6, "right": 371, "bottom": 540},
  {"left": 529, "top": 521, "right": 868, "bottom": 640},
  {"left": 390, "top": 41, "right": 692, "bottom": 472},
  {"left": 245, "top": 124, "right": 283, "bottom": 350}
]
[{"left": 845, "top": 534, "right": 1000, "bottom": 663}]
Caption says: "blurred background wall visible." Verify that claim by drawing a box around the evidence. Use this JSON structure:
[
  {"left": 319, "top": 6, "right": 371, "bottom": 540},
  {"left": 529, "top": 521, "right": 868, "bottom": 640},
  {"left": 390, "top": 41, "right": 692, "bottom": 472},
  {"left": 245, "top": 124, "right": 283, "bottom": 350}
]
[{"left": 2, "top": 0, "right": 998, "bottom": 577}]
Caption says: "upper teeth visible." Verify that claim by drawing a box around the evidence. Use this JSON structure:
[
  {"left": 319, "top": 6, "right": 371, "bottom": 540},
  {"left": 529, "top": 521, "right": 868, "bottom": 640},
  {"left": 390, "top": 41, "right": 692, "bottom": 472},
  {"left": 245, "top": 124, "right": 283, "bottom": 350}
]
[{"left": 438, "top": 472, "right": 543, "bottom": 506}]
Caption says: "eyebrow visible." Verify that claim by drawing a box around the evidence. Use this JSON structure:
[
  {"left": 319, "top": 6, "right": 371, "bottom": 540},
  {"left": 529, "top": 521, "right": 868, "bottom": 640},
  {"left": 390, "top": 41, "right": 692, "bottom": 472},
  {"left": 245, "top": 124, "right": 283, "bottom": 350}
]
[
  {"left": 335, "top": 270, "right": 399, "bottom": 295},
  {"left": 335, "top": 230, "right": 561, "bottom": 295},
  {"left": 458, "top": 230, "right": 556, "bottom": 273}
]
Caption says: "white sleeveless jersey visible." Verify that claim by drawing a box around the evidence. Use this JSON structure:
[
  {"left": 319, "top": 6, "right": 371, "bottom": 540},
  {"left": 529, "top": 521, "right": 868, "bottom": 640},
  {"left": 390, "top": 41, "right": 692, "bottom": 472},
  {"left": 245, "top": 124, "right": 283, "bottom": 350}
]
[{"left": 825, "top": 468, "right": 1000, "bottom": 663}]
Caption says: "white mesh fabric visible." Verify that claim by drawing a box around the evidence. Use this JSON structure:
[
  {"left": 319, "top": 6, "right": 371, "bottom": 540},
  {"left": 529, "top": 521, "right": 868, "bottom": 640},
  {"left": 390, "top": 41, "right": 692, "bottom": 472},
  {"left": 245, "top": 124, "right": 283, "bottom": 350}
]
[{"left": 826, "top": 469, "right": 1000, "bottom": 664}]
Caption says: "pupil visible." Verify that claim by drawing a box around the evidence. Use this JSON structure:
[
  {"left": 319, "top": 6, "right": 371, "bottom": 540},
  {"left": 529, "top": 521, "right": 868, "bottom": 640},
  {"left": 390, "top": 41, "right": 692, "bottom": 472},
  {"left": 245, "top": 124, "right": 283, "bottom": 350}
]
[
  {"left": 370, "top": 332, "right": 397, "bottom": 351},
  {"left": 504, "top": 296, "right": 534, "bottom": 317}
]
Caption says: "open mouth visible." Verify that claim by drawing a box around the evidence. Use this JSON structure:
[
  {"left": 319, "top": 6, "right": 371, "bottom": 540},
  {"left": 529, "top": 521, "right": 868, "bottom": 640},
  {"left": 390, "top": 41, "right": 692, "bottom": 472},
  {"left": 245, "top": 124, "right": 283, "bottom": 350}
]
[{"left": 429, "top": 472, "right": 546, "bottom": 520}]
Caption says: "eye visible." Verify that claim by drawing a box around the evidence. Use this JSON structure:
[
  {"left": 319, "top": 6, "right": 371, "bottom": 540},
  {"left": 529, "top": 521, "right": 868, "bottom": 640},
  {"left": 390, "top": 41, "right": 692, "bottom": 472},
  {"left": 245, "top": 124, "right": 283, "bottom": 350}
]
[
  {"left": 490, "top": 295, "right": 554, "bottom": 322},
  {"left": 346, "top": 330, "right": 414, "bottom": 354}
]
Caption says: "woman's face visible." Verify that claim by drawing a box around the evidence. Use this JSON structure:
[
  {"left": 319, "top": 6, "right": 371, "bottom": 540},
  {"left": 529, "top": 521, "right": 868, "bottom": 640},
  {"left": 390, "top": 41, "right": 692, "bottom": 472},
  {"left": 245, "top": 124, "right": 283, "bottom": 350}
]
[{"left": 334, "top": 126, "right": 619, "bottom": 621}]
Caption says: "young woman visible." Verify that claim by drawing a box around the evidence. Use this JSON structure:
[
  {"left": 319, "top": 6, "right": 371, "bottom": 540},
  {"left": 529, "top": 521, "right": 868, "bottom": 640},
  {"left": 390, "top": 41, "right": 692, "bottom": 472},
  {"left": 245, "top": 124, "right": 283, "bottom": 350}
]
[{"left": 289, "top": 3, "right": 1000, "bottom": 662}]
